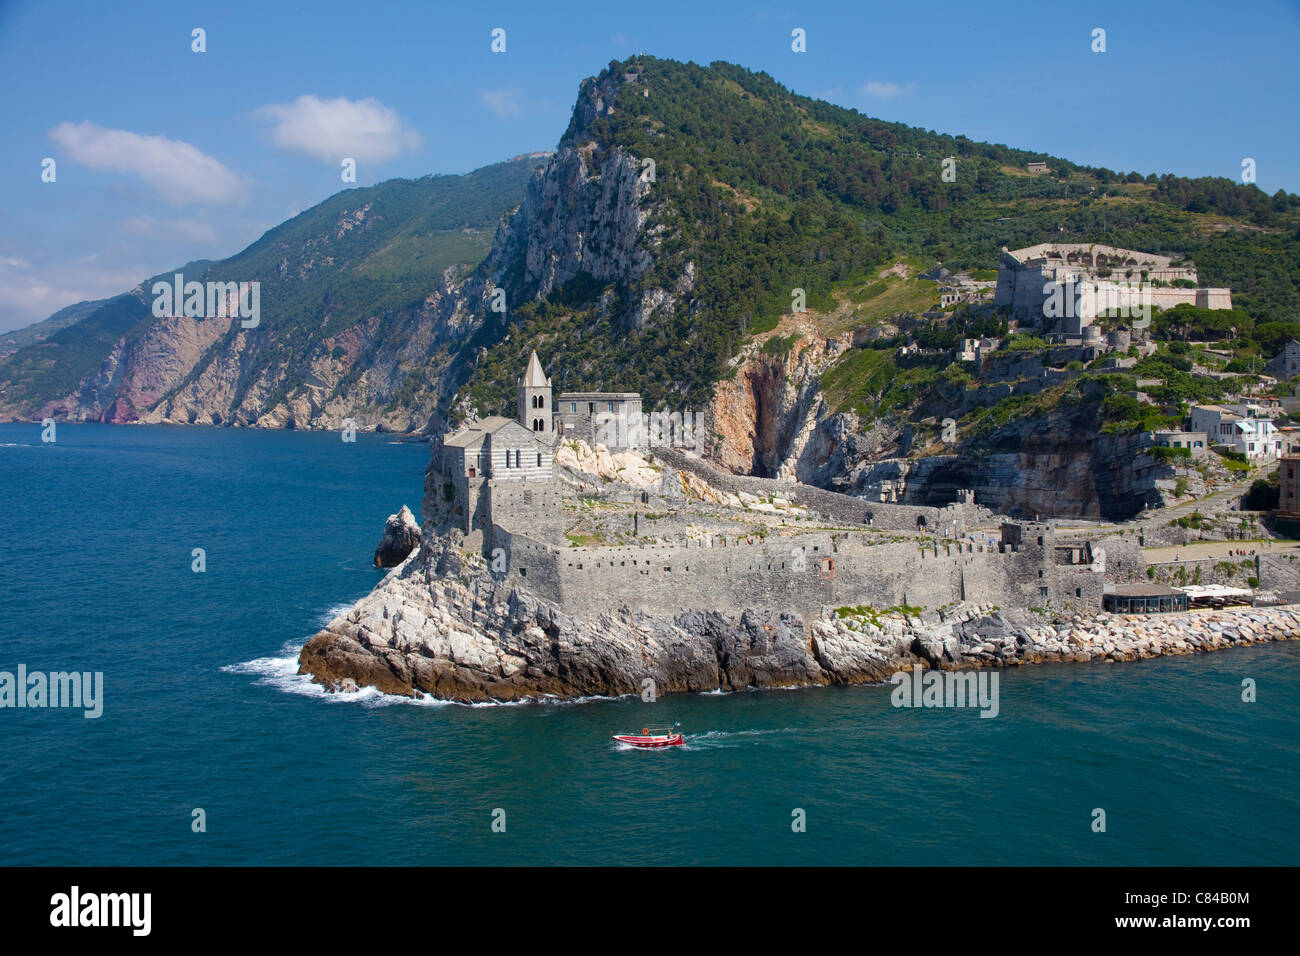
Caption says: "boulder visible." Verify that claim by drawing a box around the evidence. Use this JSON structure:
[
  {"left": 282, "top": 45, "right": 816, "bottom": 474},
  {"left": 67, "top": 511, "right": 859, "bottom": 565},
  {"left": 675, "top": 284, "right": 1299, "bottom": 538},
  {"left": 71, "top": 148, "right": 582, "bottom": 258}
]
[{"left": 374, "top": 505, "right": 421, "bottom": 568}]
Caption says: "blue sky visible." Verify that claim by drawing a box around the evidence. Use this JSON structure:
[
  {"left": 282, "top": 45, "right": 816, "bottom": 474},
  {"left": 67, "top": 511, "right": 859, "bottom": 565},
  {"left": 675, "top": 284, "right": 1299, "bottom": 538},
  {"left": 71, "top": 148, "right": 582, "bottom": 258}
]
[{"left": 1, "top": 0, "right": 1297, "bottom": 333}]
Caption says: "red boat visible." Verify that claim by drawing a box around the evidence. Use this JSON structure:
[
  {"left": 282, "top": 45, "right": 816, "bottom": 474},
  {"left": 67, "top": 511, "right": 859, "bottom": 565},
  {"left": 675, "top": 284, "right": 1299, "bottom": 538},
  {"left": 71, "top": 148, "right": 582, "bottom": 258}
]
[{"left": 612, "top": 724, "right": 683, "bottom": 748}]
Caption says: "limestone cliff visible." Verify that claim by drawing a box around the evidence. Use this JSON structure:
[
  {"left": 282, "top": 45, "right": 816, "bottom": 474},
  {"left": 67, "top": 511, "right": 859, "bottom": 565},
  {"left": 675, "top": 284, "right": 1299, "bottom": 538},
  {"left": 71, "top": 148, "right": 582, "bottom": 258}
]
[
  {"left": 700, "top": 326, "right": 1169, "bottom": 521},
  {"left": 706, "top": 327, "right": 840, "bottom": 479}
]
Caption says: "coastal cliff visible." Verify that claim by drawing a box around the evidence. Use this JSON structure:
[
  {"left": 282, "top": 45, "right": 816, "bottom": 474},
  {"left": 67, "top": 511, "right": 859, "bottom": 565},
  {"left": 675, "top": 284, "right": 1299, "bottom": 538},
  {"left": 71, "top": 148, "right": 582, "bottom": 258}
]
[{"left": 0, "top": 158, "right": 547, "bottom": 431}]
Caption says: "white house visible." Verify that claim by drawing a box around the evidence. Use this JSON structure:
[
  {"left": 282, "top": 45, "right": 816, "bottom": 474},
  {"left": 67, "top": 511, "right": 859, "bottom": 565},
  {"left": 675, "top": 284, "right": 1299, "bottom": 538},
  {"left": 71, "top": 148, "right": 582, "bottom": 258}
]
[
  {"left": 1232, "top": 418, "right": 1283, "bottom": 461},
  {"left": 1190, "top": 404, "right": 1282, "bottom": 460},
  {"left": 1189, "top": 404, "right": 1237, "bottom": 436}
]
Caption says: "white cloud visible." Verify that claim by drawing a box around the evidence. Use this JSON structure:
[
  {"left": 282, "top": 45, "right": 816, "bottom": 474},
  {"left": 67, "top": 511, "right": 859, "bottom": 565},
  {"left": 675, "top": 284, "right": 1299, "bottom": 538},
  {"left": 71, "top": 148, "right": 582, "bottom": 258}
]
[
  {"left": 48, "top": 121, "right": 244, "bottom": 205},
  {"left": 0, "top": 256, "right": 151, "bottom": 333},
  {"left": 123, "top": 215, "right": 218, "bottom": 244},
  {"left": 479, "top": 88, "right": 523, "bottom": 119},
  {"left": 256, "top": 95, "right": 422, "bottom": 163},
  {"left": 861, "top": 80, "right": 913, "bottom": 99}
]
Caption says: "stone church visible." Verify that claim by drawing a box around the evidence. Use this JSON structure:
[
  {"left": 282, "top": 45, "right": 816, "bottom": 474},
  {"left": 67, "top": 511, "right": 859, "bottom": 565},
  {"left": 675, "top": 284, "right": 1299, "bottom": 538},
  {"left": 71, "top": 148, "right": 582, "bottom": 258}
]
[{"left": 440, "top": 352, "right": 561, "bottom": 540}]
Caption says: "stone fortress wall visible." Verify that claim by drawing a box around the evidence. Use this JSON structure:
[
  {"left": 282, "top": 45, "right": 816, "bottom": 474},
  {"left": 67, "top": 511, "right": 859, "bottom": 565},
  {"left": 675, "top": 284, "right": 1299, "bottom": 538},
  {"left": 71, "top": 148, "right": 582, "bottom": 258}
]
[{"left": 486, "top": 509, "right": 1137, "bottom": 621}]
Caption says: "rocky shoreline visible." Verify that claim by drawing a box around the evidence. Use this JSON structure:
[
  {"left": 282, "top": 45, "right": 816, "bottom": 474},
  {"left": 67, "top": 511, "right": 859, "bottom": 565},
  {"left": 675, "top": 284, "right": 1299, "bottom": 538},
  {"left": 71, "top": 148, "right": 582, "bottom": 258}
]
[{"left": 297, "top": 540, "right": 1300, "bottom": 703}]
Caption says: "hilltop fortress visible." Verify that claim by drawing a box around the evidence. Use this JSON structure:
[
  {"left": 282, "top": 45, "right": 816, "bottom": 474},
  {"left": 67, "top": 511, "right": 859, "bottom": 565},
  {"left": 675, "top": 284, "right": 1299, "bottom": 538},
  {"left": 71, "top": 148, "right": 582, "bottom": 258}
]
[
  {"left": 434, "top": 352, "right": 1144, "bottom": 622},
  {"left": 995, "top": 243, "right": 1232, "bottom": 334}
]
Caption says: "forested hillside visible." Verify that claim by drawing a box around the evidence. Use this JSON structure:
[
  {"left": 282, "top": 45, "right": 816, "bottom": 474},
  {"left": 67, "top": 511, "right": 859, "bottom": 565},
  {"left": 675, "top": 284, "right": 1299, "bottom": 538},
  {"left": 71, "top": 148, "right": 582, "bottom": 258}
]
[{"left": 463, "top": 57, "right": 1300, "bottom": 413}]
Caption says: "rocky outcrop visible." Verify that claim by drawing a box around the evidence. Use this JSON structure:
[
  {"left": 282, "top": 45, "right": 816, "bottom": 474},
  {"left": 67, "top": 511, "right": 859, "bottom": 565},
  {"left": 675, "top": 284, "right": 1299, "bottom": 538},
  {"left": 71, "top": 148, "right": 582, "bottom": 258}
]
[
  {"left": 490, "top": 143, "right": 655, "bottom": 305},
  {"left": 707, "top": 329, "right": 840, "bottom": 478},
  {"left": 839, "top": 420, "right": 1162, "bottom": 519},
  {"left": 555, "top": 438, "right": 661, "bottom": 488},
  {"left": 374, "top": 505, "right": 421, "bottom": 568},
  {"left": 299, "top": 529, "right": 1300, "bottom": 702}
]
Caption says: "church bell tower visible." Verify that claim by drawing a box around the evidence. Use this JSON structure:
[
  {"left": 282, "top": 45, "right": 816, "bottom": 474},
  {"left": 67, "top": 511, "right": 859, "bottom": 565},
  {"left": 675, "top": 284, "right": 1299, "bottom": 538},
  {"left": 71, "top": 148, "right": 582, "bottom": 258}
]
[{"left": 518, "top": 350, "right": 552, "bottom": 437}]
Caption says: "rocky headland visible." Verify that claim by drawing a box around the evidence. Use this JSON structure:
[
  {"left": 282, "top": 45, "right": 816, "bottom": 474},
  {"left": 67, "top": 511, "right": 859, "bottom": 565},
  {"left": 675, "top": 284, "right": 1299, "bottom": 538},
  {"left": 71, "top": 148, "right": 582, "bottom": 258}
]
[{"left": 298, "top": 532, "right": 1300, "bottom": 703}]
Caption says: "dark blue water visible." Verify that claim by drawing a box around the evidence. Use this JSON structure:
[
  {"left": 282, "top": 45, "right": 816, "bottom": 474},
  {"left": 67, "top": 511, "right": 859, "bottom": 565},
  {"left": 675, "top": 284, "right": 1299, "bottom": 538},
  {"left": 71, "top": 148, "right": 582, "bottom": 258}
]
[{"left": 1, "top": 423, "right": 1297, "bottom": 865}]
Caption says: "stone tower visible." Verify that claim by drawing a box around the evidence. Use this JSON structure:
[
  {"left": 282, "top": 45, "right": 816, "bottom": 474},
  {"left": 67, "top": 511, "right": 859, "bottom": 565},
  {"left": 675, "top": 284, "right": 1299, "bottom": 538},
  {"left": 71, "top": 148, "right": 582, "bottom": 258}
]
[{"left": 518, "top": 350, "right": 552, "bottom": 437}]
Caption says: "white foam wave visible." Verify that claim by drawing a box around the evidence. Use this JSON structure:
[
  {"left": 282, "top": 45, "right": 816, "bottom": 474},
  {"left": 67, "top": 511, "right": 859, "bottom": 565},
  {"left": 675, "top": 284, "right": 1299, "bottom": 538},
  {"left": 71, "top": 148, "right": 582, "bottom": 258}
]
[
  {"left": 220, "top": 649, "right": 451, "bottom": 707},
  {"left": 316, "top": 601, "right": 359, "bottom": 627}
]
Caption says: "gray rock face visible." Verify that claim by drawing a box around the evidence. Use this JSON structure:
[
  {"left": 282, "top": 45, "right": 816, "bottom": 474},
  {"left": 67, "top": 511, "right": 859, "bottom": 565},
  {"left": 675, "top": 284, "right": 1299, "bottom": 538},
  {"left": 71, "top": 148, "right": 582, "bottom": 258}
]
[
  {"left": 505, "top": 144, "right": 655, "bottom": 300},
  {"left": 825, "top": 409, "right": 1163, "bottom": 520},
  {"left": 373, "top": 505, "right": 421, "bottom": 568}
]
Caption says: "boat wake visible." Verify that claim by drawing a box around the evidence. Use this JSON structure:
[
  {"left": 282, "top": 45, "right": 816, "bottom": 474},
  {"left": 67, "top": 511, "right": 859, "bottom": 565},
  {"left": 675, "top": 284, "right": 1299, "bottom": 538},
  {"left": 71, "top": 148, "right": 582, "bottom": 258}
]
[{"left": 678, "top": 728, "right": 796, "bottom": 749}]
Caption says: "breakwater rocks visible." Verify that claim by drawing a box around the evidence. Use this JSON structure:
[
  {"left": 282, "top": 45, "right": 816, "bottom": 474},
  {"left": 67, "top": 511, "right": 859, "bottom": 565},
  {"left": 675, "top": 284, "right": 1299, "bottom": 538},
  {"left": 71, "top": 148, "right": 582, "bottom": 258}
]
[
  {"left": 825, "top": 603, "right": 1300, "bottom": 670},
  {"left": 297, "top": 545, "right": 1300, "bottom": 703}
]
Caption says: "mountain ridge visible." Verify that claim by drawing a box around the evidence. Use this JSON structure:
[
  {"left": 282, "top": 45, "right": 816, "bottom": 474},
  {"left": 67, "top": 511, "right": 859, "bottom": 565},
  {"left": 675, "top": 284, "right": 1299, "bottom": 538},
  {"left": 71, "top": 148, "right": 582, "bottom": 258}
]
[
  {"left": 3, "top": 56, "right": 1298, "bottom": 520},
  {"left": 0, "top": 156, "right": 548, "bottom": 429}
]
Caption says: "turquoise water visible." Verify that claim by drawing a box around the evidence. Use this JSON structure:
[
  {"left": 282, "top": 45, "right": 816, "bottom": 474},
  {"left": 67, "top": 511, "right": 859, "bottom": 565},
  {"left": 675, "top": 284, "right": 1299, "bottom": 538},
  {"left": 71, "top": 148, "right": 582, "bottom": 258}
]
[{"left": 1, "top": 422, "right": 1297, "bottom": 866}]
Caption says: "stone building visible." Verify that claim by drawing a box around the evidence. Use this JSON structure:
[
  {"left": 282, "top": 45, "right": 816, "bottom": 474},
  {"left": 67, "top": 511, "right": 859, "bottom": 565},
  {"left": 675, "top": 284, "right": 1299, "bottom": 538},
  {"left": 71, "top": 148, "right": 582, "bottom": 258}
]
[
  {"left": 441, "top": 351, "right": 558, "bottom": 538},
  {"left": 1265, "top": 340, "right": 1300, "bottom": 380},
  {"left": 1152, "top": 429, "right": 1208, "bottom": 457},
  {"left": 1279, "top": 454, "right": 1300, "bottom": 517},
  {"left": 994, "top": 242, "right": 1232, "bottom": 331},
  {"left": 518, "top": 351, "right": 553, "bottom": 438},
  {"left": 554, "top": 390, "right": 644, "bottom": 451}
]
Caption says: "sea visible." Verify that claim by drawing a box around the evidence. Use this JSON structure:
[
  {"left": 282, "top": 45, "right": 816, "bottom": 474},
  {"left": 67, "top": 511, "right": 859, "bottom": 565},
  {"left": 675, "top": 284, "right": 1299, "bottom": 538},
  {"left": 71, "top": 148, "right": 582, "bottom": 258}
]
[{"left": 1, "top": 422, "right": 1297, "bottom": 866}]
